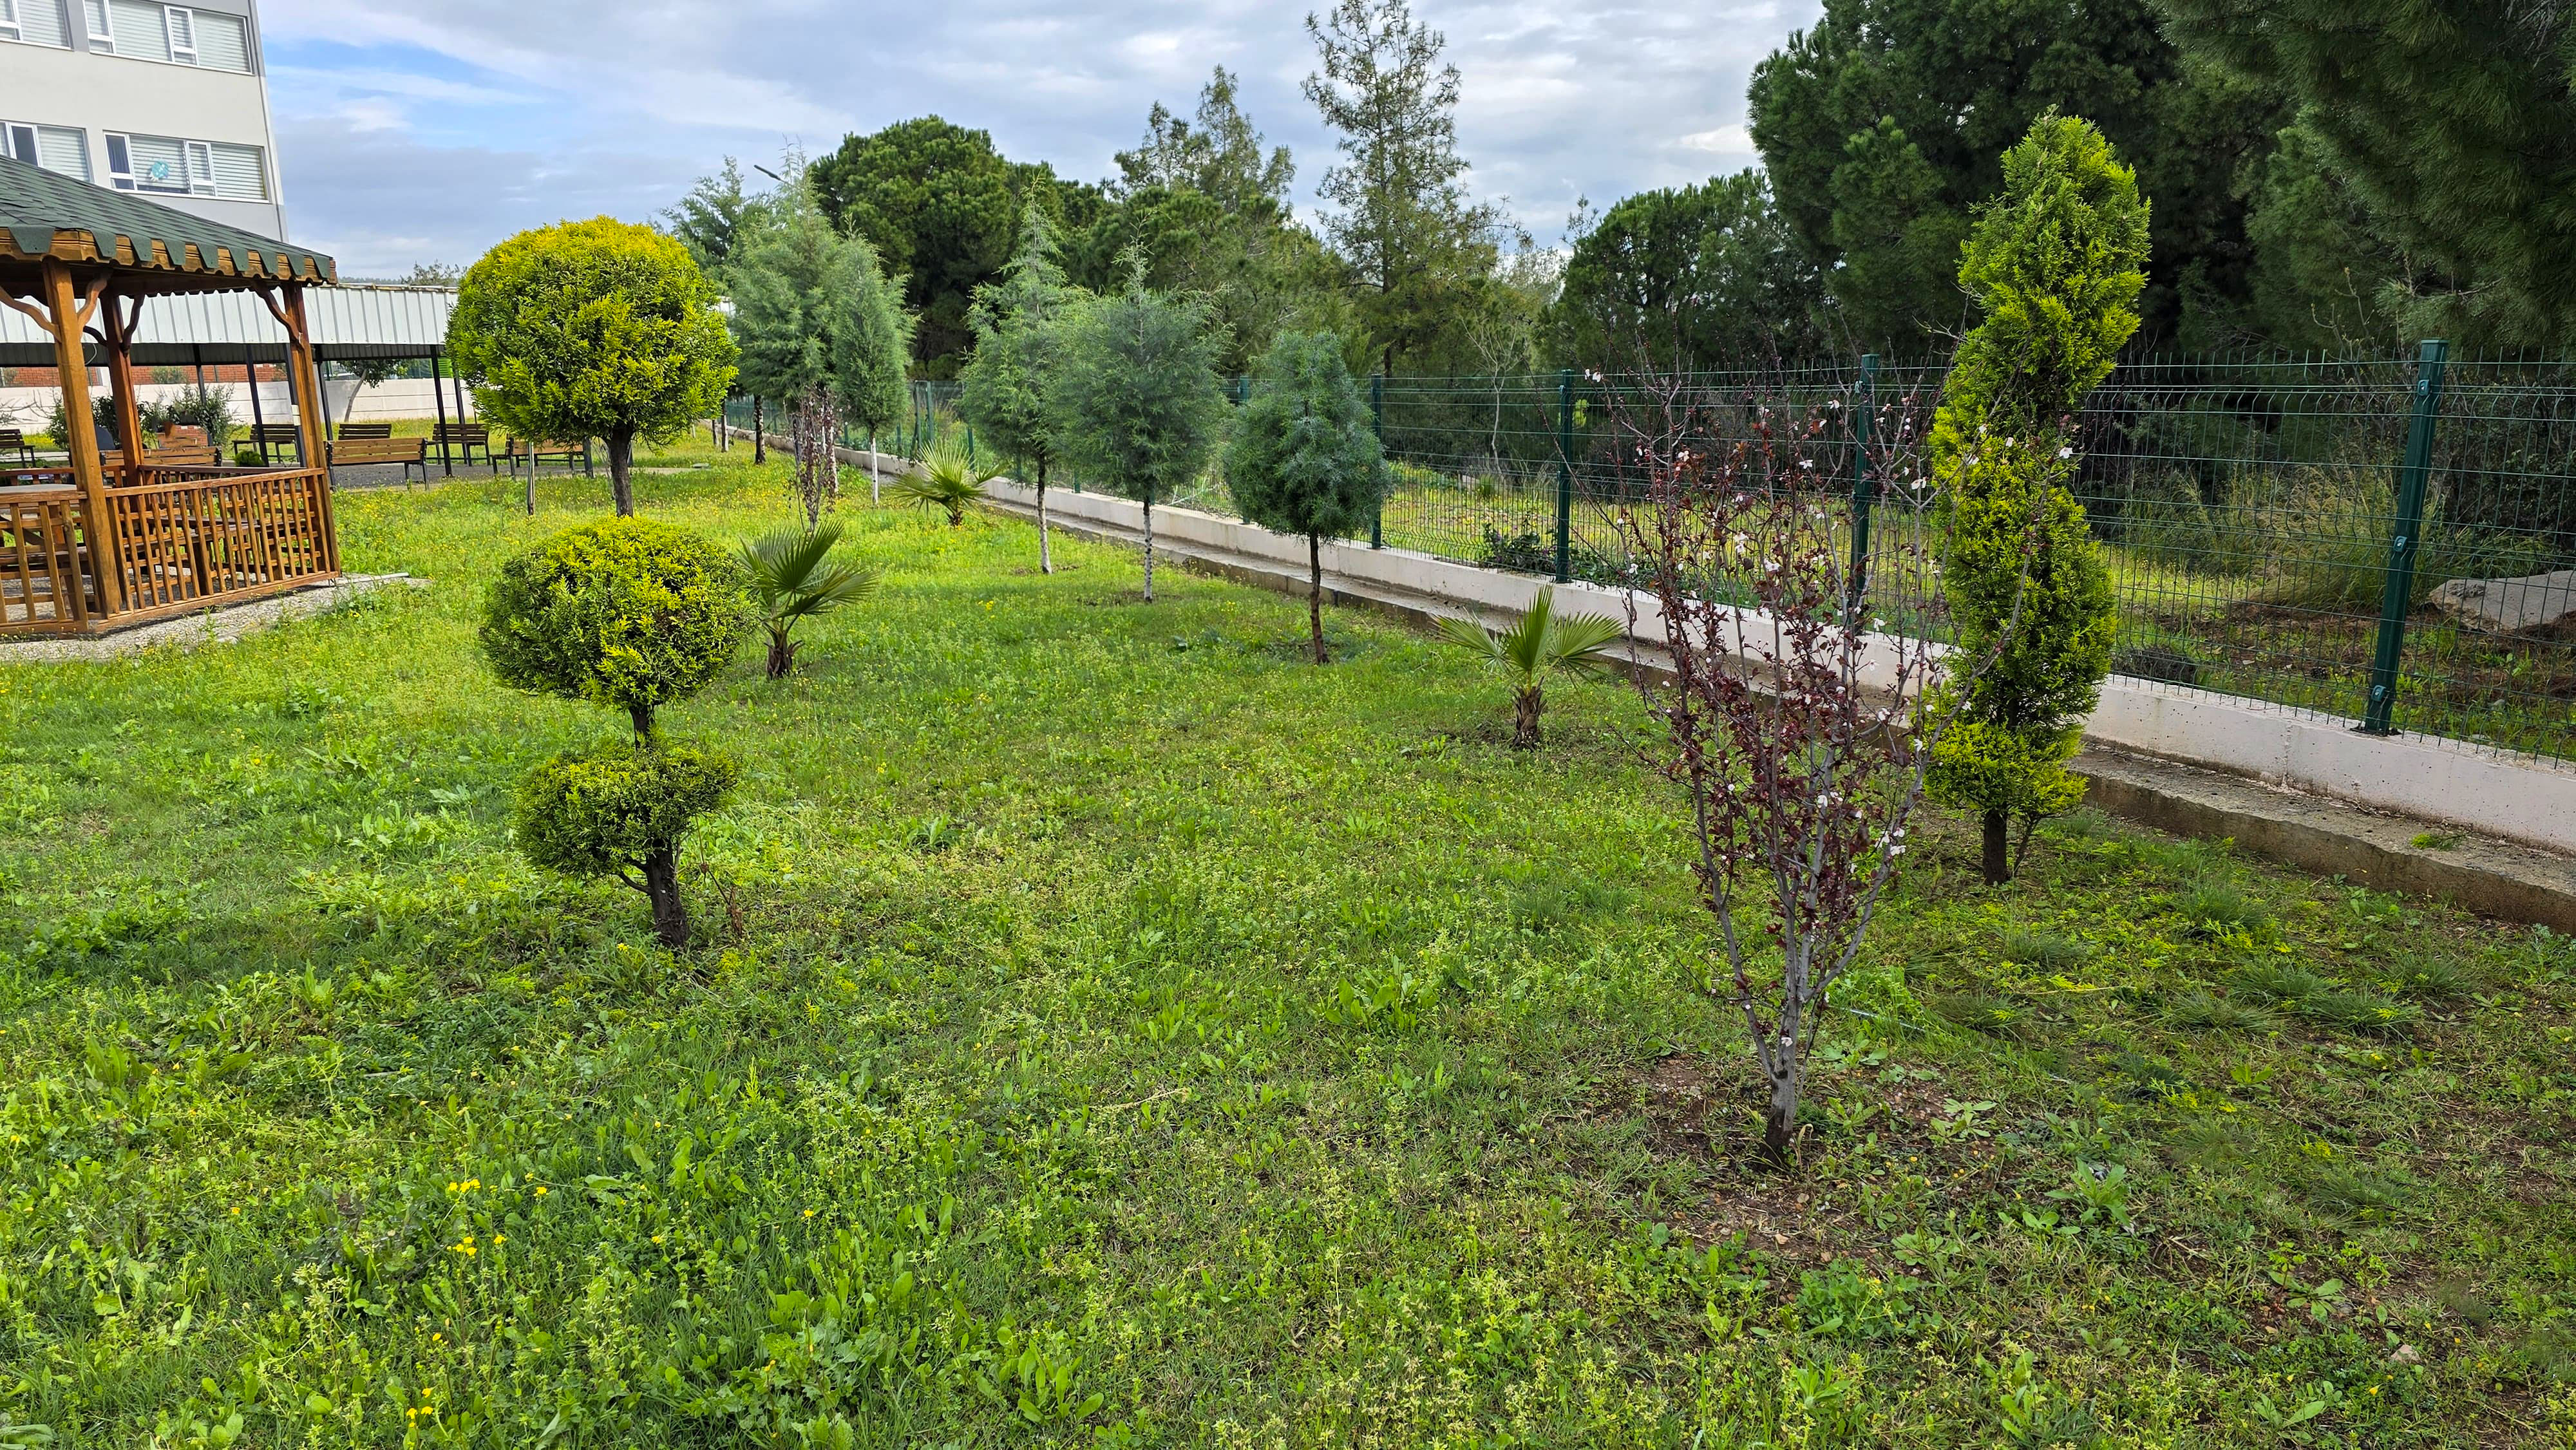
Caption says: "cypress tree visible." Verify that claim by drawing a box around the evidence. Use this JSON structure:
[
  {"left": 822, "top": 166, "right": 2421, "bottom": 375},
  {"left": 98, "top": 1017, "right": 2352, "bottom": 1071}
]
[
  {"left": 1924, "top": 115, "right": 2141, "bottom": 885},
  {"left": 959, "top": 210, "right": 1084, "bottom": 572},
  {"left": 1223, "top": 330, "right": 1388, "bottom": 662}
]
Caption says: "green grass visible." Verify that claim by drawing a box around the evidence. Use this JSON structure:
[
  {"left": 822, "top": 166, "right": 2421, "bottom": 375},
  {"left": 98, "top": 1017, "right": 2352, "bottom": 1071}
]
[{"left": 3, "top": 437, "right": 2574, "bottom": 1445}]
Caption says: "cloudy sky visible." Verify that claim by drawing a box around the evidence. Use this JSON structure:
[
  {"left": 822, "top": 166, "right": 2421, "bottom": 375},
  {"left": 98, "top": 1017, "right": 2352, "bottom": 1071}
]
[{"left": 258, "top": 0, "right": 1821, "bottom": 278}]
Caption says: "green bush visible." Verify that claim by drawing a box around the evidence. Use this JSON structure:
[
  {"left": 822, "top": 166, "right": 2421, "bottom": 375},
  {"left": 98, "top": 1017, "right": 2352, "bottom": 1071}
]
[
  {"left": 480, "top": 518, "right": 753, "bottom": 739},
  {"left": 513, "top": 742, "right": 738, "bottom": 945}
]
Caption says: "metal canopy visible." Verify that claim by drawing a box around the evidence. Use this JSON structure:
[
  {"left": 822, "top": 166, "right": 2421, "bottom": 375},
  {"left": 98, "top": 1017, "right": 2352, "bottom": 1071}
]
[{"left": 0, "top": 281, "right": 457, "bottom": 367}]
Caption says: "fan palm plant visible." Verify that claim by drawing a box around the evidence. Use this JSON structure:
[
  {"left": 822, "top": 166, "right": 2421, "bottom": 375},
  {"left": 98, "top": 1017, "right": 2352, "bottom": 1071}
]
[
  {"left": 739, "top": 520, "right": 880, "bottom": 679},
  {"left": 893, "top": 449, "right": 996, "bottom": 527},
  {"left": 1435, "top": 587, "right": 1627, "bottom": 748}
]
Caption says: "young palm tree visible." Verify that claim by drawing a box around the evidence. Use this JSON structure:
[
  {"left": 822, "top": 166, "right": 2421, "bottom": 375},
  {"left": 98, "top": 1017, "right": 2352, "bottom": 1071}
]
[
  {"left": 1436, "top": 587, "right": 1627, "bottom": 748},
  {"left": 891, "top": 451, "right": 994, "bottom": 527},
  {"left": 740, "top": 520, "right": 880, "bottom": 679}
]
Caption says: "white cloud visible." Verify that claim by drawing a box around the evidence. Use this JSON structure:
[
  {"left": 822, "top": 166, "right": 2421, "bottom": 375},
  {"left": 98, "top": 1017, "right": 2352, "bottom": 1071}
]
[
  {"left": 264, "top": 0, "right": 1823, "bottom": 265},
  {"left": 1677, "top": 124, "right": 1756, "bottom": 155}
]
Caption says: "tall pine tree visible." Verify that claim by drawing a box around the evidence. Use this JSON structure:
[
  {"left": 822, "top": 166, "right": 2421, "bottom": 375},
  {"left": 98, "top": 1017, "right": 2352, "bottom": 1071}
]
[{"left": 959, "top": 210, "right": 1084, "bottom": 572}]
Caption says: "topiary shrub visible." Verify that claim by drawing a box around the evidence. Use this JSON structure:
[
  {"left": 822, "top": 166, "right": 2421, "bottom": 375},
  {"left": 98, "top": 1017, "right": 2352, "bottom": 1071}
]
[
  {"left": 1922, "top": 113, "right": 2145, "bottom": 884},
  {"left": 480, "top": 518, "right": 754, "bottom": 740},
  {"left": 512, "top": 742, "right": 739, "bottom": 947},
  {"left": 480, "top": 518, "right": 752, "bottom": 946}
]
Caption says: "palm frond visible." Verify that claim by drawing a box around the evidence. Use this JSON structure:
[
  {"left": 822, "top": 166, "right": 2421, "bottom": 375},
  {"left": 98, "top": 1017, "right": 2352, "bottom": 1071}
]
[
  {"left": 1443, "top": 588, "right": 1624, "bottom": 688},
  {"left": 1433, "top": 612, "right": 1510, "bottom": 663},
  {"left": 740, "top": 520, "right": 879, "bottom": 619}
]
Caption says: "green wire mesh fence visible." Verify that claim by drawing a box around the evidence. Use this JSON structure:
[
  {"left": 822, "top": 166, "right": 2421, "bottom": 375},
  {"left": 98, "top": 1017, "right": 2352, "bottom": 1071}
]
[{"left": 726, "top": 348, "right": 2576, "bottom": 764}]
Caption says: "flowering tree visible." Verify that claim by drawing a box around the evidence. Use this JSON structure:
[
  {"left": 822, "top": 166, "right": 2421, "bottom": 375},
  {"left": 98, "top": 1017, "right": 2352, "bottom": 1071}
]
[{"left": 1610, "top": 372, "right": 2019, "bottom": 1161}]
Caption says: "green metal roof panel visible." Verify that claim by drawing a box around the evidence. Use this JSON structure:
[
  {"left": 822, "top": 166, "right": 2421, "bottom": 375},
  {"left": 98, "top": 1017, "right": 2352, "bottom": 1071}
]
[{"left": 0, "top": 151, "right": 334, "bottom": 282}]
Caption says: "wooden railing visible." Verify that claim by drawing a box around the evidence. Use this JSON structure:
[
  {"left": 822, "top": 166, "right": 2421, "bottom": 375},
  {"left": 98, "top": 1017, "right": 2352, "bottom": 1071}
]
[
  {"left": 0, "top": 466, "right": 337, "bottom": 634},
  {"left": 0, "top": 489, "right": 100, "bottom": 630}
]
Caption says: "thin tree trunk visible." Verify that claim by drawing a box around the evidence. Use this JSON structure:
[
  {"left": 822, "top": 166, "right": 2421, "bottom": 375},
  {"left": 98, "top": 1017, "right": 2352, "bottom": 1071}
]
[
  {"left": 752, "top": 397, "right": 765, "bottom": 464},
  {"left": 1982, "top": 809, "right": 2010, "bottom": 885},
  {"left": 1513, "top": 685, "right": 1542, "bottom": 748},
  {"left": 1142, "top": 496, "right": 1155, "bottom": 601},
  {"left": 1310, "top": 534, "right": 1327, "bottom": 664},
  {"left": 869, "top": 426, "right": 882, "bottom": 505},
  {"left": 627, "top": 701, "right": 654, "bottom": 743},
  {"left": 765, "top": 629, "right": 793, "bottom": 680},
  {"left": 1764, "top": 1062, "right": 1800, "bottom": 1162},
  {"left": 607, "top": 428, "right": 635, "bottom": 516},
  {"left": 642, "top": 848, "right": 689, "bottom": 948},
  {"left": 1037, "top": 474, "right": 1052, "bottom": 575}
]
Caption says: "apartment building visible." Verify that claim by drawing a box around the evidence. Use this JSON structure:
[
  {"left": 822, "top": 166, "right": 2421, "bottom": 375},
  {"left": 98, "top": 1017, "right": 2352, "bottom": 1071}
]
[{"left": 0, "top": 0, "right": 287, "bottom": 238}]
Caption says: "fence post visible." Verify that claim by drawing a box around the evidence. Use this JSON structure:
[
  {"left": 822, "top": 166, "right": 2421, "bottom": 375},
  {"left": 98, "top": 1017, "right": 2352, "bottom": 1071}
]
[
  {"left": 1553, "top": 368, "right": 1575, "bottom": 584},
  {"left": 1844, "top": 353, "right": 1879, "bottom": 612},
  {"left": 1370, "top": 372, "right": 1385, "bottom": 549},
  {"left": 2360, "top": 338, "right": 2449, "bottom": 736}
]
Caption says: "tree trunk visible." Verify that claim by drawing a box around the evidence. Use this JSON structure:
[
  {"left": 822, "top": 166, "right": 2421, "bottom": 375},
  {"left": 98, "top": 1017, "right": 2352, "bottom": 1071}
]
[
  {"left": 1141, "top": 497, "right": 1155, "bottom": 601},
  {"left": 765, "top": 629, "right": 794, "bottom": 680},
  {"left": 1037, "top": 459, "right": 1052, "bottom": 574},
  {"left": 869, "top": 427, "right": 882, "bottom": 506},
  {"left": 1513, "top": 685, "right": 1542, "bottom": 748},
  {"left": 1982, "top": 809, "right": 2010, "bottom": 885},
  {"left": 752, "top": 397, "right": 765, "bottom": 465},
  {"left": 607, "top": 428, "right": 635, "bottom": 516},
  {"left": 627, "top": 701, "right": 656, "bottom": 743},
  {"left": 1764, "top": 1064, "right": 1801, "bottom": 1162},
  {"left": 642, "top": 847, "right": 689, "bottom": 948},
  {"left": 1310, "top": 534, "right": 1327, "bottom": 663}
]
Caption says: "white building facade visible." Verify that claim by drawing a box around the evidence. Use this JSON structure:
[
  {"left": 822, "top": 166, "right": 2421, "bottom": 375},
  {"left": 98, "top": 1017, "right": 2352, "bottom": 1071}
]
[{"left": 0, "top": 0, "right": 287, "bottom": 238}]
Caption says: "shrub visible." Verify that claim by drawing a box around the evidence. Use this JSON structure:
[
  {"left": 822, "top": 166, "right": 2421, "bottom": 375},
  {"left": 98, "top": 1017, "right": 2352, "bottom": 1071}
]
[
  {"left": 482, "top": 520, "right": 752, "bottom": 948},
  {"left": 480, "top": 518, "right": 753, "bottom": 739},
  {"left": 513, "top": 742, "right": 739, "bottom": 947}
]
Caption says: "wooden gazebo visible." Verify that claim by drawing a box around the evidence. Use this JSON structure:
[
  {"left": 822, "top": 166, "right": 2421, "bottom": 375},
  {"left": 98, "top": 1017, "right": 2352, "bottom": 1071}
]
[{"left": 0, "top": 152, "right": 338, "bottom": 634}]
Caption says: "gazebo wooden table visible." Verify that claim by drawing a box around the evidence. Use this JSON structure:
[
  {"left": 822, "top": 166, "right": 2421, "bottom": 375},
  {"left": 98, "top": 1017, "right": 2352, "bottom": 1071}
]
[{"left": 0, "top": 152, "right": 339, "bottom": 634}]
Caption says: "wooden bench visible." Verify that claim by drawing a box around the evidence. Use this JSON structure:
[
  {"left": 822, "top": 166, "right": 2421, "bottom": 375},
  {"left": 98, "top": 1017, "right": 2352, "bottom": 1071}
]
[
  {"left": 336, "top": 421, "right": 393, "bottom": 440},
  {"left": 100, "top": 444, "right": 221, "bottom": 473},
  {"left": 0, "top": 429, "right": 35, "bottom": 466},
  {"left": 433, "top": 422, "right": 494, "bottom": 471},
  {"left": 328, "top": 434, "right": 428, "bottom": 485},
  {"left": 249, "top": 424, "right": 306, "bottom": 463},
  {"left": 502, "top": 437, "right": 592, "bottom": 476}
]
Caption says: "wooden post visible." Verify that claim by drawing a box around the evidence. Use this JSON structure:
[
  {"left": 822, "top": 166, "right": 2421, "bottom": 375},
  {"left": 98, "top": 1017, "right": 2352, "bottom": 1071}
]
[
  {"left": 102, "top": 294, "right": 145, "bottom": 482},
  {"left": 281, "top": 285, "right": 339, "bottom": 573},
  {"left": 43, "top": 261, "right": 120, "bottom": 616},
  {"left": 243, "top": 343, "right": 267, "bottom": 462},
  {"left": 430, "top": 347, "right": 453, "bottom": 476}
]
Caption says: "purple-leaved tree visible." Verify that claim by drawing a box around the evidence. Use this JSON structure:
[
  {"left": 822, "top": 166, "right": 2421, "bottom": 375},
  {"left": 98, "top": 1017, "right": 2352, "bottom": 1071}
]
[{"left": 1607, "top": 368, "right": 2034, "bottom": 1162}]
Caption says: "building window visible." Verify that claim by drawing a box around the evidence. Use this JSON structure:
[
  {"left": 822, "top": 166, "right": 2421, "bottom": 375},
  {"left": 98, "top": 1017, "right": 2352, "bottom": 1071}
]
[
  {"left": 2, "top": 122, "right": 91, "bottom": 181},
  {"left": 99, "top": 0, "right": 246, "bottom": 70},
  {"left": 104, "top": 131, "right": 265, "bottom": 201},
  {"left": 81, "top": 0, "right": 108, "bottom": 48},
  {"left": 0, "top": 0, "right": 73, "bottom": 46}
]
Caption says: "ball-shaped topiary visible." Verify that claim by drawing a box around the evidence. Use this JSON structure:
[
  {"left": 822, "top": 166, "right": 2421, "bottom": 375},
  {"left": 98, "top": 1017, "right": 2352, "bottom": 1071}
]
[
  {"left": 513, "top": 742, "right": 739, "bottom": 947},
  {"left": 480, "top": 518, "right": 753, "bottom": 739}
]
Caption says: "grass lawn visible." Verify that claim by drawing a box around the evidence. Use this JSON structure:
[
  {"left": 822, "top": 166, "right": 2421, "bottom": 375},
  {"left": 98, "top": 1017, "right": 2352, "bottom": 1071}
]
[{"left": 2, "top": 438, "right": 2572, "bottom": 1447}]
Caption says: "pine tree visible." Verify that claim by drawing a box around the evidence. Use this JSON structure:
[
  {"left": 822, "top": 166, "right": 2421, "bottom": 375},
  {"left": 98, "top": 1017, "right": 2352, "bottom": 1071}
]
[
  {"left": 1924, "top": 115, "right": 2141, "bottom": 884},
  {"left": 959, "top": 210, "right": 1084, "bottom": 572},
  {"left": 1223, "top": 330, "right": 1388, "bottom": 662},
  {"left": 2160, "top": 0, "right": 2576, "bottom": 350},
  {"left": 1044, "top": 259, "right": 1229, "bottom": 602},
  {"left": 1302, "top": 0, "right": 1502, "bottom": 374}
]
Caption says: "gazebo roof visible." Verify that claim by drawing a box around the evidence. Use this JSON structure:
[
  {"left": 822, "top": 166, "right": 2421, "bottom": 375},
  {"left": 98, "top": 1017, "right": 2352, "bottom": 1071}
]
[{"left": 0, "top": 152, "right": 334, "bottom": 287}]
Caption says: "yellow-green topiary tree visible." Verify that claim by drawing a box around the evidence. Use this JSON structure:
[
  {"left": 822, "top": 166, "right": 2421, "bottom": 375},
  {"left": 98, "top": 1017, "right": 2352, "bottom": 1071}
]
[
  {"left": 1924, "top": 114, "right": 2144, "bottom": 884},
  {"left": 448, "top": 218, "right": 737, "bottom": 518}
]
